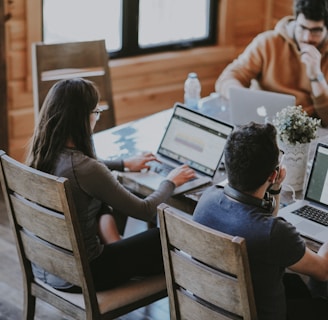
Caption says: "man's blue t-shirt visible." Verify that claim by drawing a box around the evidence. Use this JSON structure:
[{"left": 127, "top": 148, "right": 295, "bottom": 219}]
[{"left": 193, "top": 186, "right": 306, "bottom": 320}]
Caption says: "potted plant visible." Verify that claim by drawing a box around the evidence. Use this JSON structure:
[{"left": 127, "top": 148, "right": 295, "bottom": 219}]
[
  {"left": 273, "top": 105, "right": 321, "bottom": 145},
  {"left": 272, "top": 105, "right": 321, "bottom": 191}
]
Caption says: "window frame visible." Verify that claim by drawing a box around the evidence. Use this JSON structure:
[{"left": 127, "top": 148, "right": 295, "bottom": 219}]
[{"left": 41, "top": 0, "right": 219, "bottom": 59}]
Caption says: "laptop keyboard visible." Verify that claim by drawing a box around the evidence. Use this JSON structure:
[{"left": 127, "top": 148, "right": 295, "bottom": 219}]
[
  {"left": 292, "top": 205, "right": 328, "bottom": 226},
  {"left": 151, "top": 162, "right": 175, "bottom": 177},
  {"left": 150, "top": 162, "right": 197, "bottom": 181}
]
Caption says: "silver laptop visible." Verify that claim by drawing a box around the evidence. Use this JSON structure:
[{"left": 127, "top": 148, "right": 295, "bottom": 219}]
[
  {"left": 120, "top": 103, "right": 233, "bottom": 195},
  {"left": 278, "top": 143, "right": 328, "bottom": 243},
  {"left": 229, "top": 87, "right": 296, "bottom": 125}
]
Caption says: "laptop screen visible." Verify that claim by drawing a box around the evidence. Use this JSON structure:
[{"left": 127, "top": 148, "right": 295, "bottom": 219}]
[
  {"left": 157, "top": 104, "right": 233, "bottom": 177},
  {"left": 305, "top": 143, "right": 328, "bottom": 206}
]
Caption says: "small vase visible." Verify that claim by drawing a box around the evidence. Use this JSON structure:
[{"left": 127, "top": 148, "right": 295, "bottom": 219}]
[{"left": 279, "top": 141, "right": 310, "bottom": 192}]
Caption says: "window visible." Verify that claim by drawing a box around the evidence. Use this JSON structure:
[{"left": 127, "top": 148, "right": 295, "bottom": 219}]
[
  {"left": 42, "top": 0, "right": 122, "bottom": 52},
  {"left": 42, "top": 0, "right": 218, "bottom": 58}
]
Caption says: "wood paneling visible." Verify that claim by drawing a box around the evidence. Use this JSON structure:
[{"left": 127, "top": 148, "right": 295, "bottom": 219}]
[
  {"left": 4, "top": 0, "right": 294, "bottom": 162},
  {"left": 110, "top": 46, "right": 235, "bottom": 123},
  {"left": 273, "top": 0, "right": 294, "bottom": 18},
  {"left": 0, "top": 0, "right": 8, "bottom": 153}
]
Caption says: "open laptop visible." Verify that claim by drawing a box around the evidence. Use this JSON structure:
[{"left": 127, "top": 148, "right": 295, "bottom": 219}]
[
  {"left": 120, "top": 103, "right": 233, "bottom": 196},
  {"left": 278, "top": 143, "right": 328, "bottom": 243},
  {"left": 229, "top": 87, "right": 296, "bottom": 125}
]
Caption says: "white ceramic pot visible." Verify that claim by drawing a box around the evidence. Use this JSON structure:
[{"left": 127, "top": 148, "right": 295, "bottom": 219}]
[{"left": 279, "top": 141, "right": 310, "bottom": 192}]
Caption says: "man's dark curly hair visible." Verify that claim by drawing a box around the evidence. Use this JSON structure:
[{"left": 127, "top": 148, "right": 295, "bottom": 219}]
[
  {"left": 224, "top": 122, "right": 279, "bottom": 193},
  {"left": 294, "top": 0, "right": 328, "bottom": 27}
]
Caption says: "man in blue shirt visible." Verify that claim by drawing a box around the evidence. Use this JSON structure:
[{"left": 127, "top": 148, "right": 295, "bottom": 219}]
[{"left": 193, "top": 122, "right": 328, "bottom": 319}]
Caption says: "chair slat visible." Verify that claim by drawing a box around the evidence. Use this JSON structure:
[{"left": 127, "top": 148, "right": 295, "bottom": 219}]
[
  {"left": 31, "top": 283, "right": 86, "bottom": 319},
  {"left": 10, "top": 193, "right": 72, "bottom": 250},
  {"left": 41, "top": 67, "right": 106, "bottom": 81},
  {"left": 35, "top": 41, "right": 106, "bottom": 70},
  {"left": 21, "top": 231, "right": 81, "bottom": 287},
  {"left": 176, "top": 290, "right": 232, "bottom": 320},
  {"left": 171, "top": 250, "right": 243, "bottom": 316},
  {"left": 2, "top": 157, "right": 65, "bottom": 212},
  {"left": 164, "top": 209, "right": 241, "bottom": 273}
]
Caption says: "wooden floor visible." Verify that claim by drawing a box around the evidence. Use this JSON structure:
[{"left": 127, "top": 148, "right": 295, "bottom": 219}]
[{"left": 0, "top": 187, "right": 170, "bottom": 320}]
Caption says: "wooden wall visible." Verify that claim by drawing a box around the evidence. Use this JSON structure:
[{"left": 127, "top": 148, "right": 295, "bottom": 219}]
[
  {"left": 0, "top": 0, "right": 7, "bottom": 153},
  {"left": 3, "top": 0, "right": 293, "bottom": 162}
]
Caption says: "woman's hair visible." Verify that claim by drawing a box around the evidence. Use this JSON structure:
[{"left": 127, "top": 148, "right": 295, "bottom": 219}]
[
  {"left": 224, "top": 122, "right": 279, "bottom": 192},
  {"left": 26, "top": 78, "right": 99, "bottom": 173},
  {"left": 294, "top": 0, "right": 328, "bottom": 27}
]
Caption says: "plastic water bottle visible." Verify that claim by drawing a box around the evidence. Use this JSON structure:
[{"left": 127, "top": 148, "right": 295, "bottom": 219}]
[{"left": 184, "top": 72, "right": 201, "bottom": 110}]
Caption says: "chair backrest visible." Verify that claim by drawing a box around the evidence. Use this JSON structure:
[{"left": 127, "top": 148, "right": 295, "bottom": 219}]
[
  {"left": 158, "top": 204, "right": 258, "bottom": 320},
  {"left": 0, "top": 150, "right": 167, "bottom": 319},
  {"left": 0, "top": 150, "right": 100, "bottom": 318},
  {"left": 32, "top": 39, "right": 116, "bottom": 132}
]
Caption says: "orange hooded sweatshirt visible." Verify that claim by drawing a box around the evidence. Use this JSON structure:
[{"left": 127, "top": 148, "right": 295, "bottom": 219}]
[{"left": 216, "top": 16, "right": 328, "bottom": 126}]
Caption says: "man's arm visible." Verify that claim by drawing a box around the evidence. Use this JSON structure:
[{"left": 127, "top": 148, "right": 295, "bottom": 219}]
[
  {"left": 215, "top": 33, "right": 266, "bottom": 98},
  {"left": 300, "top": 43, "right": 328, "bottom": 126},
  {"left": 310, "top": 77, "right": 328, "bottom": 126},
  {"left": 215, "top": 77, "right": 244, "bottom": 99},
  {"left": 289, "top": 243, "right": 328, "bottom": 281}
]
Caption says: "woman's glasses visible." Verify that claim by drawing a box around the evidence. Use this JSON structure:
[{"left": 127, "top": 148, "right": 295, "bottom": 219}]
[{"left": 91, "top": 108, "right": 104, "bottom": 121}]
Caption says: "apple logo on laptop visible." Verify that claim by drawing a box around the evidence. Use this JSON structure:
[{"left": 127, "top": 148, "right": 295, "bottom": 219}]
[{"left": 257, "top": 105, "right": 268, "bottom": 117}]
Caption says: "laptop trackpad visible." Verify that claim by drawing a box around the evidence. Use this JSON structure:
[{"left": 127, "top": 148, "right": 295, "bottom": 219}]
[
  {"left": 132, "top": 172, "right": 163, "bottom": 190},
  {"left": 296, "top": 221, "right": 324, "bottom": 234},
  {"left": 295, "top": 221, "right": 327, "bottom": 242}
]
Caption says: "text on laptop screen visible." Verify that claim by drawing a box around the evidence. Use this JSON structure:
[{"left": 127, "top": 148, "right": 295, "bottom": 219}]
[
  {"left": 158, "top": 107, "right": 232, "bottom": 176},
  {"left": 306, "top": 145, "right": 328, "bottom": 206}
]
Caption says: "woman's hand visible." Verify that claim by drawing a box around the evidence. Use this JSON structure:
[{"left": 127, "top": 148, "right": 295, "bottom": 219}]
[
  {"left": 166, "top": 164, "right": 196, "bottom": 187},
  {"left": 123, "top": 152, "right": 159, "bottom": 172}
]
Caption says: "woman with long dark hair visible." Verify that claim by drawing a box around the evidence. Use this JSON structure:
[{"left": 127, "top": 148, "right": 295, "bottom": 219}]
[{"left": 27, "top": 78, "right": 195, "bottom": 291}]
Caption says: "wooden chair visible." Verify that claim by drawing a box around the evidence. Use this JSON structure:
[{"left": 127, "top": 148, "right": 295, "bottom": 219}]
[
  {"left": 0, "top": 150, "right": 166, "bottom": 320},
  {"left": 31, "top": 39, "right": 116, "bottom": 132},
  {"left": 158, "top": 204, "right": 258, "bottom": 320}
]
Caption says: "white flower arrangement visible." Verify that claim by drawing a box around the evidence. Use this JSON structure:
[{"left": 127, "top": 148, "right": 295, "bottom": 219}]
[{"left": 272, "top": 105, "right": 321, "bottom": 145}]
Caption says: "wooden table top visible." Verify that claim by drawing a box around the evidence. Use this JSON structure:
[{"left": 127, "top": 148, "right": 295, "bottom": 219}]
[{"left": 93, "top": 102, "right": 328, "bottom": 249}]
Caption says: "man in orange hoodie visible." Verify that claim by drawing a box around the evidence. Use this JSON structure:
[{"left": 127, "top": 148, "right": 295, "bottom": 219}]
[{"left": 216, "top": 0, "right": 328, "bottom": 126}]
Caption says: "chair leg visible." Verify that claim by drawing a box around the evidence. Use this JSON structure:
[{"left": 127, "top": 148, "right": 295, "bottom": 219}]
[{"left": 24, "top": 291, "right": 36, "bottom": 320}]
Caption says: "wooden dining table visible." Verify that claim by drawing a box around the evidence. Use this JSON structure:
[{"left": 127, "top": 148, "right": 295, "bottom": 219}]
[{"left": 93, "top": 98, "right": 328, "bottom": 250}]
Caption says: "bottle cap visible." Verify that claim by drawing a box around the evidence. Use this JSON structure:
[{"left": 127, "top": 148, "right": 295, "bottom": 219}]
[{"left": 188, "top": 72, "right": 197, "bottom": 78}]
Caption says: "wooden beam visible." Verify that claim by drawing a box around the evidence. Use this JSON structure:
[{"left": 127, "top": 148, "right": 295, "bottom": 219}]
[
  {"left": 218, "top": 0, "right": 235, "bottom": 46},
  {"left": 264, "top": 0, "right": 274, "bottom": 30},
  {"left": 25, "top": 0, "right": 42, "bottom": 91},
  {"left": 0, "top": 0, "right": 8, "bottom": 153}
]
